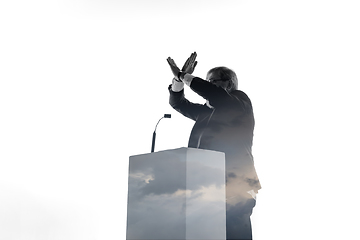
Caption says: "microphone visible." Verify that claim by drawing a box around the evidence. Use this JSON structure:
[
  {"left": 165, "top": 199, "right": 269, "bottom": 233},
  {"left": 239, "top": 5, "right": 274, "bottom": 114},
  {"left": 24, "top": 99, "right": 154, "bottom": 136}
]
[{"left": 151, "top": 114, "right": 171, "bottom": 153}]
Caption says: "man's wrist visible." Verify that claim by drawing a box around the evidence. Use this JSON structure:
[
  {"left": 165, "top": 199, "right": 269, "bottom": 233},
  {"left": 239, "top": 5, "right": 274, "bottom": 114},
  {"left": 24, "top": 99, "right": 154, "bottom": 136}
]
[
  {"left": 182, "top": 73, "right": 195, "bottom": 87},
  {"left": 177, "top": 71, "right": 187, "bottom": 81},
  {"left": 171, "top": 78, "right": 184, "bottom": 92},
  {"left": 177, "top": 71, "right": 182, "bottom": 81}
]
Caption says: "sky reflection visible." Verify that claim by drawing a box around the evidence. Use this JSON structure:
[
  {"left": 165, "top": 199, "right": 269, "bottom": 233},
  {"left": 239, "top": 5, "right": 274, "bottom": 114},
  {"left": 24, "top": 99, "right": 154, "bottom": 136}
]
[{"left": 126, "top": 147, "right": 226, "bottom": 240}]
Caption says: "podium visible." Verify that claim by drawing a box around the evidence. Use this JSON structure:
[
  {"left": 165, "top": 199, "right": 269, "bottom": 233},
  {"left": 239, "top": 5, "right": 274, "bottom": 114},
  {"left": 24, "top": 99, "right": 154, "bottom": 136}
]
[{"left": 126, "top": 147, "right": 226, "bottom": 240}]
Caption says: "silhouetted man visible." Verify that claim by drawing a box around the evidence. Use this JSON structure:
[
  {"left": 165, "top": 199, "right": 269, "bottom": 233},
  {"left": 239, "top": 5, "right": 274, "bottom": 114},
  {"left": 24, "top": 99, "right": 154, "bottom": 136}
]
[{"left": 167, "top": 52, "right": 261, "bottom": 240}]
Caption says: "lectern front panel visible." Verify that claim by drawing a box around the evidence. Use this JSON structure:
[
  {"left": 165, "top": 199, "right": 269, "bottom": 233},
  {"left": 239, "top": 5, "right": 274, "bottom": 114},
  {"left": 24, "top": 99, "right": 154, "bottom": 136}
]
[{"left": 126, "top": 147, "right": 226, "bottom": 240}]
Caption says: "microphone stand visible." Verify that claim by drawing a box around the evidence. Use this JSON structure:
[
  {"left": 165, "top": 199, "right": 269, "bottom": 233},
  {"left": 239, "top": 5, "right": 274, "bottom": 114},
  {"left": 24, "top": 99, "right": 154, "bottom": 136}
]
[{"left": 151, "top": 114, "right": 171, "bottom": 153}]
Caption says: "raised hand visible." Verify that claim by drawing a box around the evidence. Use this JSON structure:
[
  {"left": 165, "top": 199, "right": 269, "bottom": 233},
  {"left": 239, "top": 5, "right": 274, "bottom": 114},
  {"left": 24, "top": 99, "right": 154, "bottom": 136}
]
[
  {"left": 166, "top": 57, "right": 181, "bottom": 79},
  {"left": 181, "top": 52, "right": 197, "bottom": 74}
]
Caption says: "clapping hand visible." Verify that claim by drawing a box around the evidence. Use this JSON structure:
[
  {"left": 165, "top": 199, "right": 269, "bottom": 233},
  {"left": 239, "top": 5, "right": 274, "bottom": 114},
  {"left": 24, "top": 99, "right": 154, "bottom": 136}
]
[
  {"left": 167, "top": 52, "right": 198, "bottom": 81},
  {"left": 181, "top": 52, "right": 197, "bottom": 74},
  {"left": 166, "top": 57, "right": 181, "bottom": 80}
]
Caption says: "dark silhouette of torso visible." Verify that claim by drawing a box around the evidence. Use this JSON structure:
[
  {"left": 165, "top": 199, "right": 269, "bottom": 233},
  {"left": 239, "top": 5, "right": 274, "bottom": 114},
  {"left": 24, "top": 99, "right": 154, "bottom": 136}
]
[{"left": 169, "top": 77, "right": 261, "bottom": 239}]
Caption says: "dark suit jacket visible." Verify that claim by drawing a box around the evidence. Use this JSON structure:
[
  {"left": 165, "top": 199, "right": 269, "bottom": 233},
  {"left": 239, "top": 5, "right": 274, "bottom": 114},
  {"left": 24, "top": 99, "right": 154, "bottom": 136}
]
[{"left": 169, "top": 77, "right": 261, "bottom": 193}]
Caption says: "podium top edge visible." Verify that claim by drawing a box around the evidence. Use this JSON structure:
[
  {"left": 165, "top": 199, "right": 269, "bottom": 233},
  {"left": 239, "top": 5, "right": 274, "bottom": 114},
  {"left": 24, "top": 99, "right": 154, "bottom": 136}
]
[{"left": 129, "top": 147, "right": 225, "bottom": 158}]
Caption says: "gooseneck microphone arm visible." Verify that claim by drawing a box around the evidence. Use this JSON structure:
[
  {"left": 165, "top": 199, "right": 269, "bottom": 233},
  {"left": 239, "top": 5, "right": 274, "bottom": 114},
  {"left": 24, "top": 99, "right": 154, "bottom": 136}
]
[{"left": 151, "top": 114, "right": 171, "bottom": 153}]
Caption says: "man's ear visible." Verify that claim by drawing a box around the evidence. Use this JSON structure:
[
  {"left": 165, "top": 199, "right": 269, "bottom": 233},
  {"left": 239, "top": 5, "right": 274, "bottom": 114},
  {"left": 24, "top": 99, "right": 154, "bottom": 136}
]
[{"left": 226, "top": 81, "right": 232, "bottom": 92}]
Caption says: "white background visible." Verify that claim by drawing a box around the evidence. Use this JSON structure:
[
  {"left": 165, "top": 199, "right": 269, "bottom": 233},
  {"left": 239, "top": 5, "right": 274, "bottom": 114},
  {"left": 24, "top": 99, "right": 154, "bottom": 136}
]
[{"left": 1, "top": 0, "right": 360, "bottom": 239}]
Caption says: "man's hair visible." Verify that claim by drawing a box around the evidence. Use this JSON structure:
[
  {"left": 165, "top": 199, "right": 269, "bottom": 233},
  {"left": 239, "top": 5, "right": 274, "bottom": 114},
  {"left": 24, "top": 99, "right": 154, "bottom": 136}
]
[{"left": 206, "top": 66, "right": 238, "bottom": 92}]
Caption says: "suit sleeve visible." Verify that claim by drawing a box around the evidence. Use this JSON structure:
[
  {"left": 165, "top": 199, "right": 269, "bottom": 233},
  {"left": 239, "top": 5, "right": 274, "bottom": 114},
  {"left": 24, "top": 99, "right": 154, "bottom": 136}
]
[
  {"left": 189, "top": 77, "right": 245, "bottom": 109},
  {"left": 168, "top": 84, "right": 208, "bottom": 121}
]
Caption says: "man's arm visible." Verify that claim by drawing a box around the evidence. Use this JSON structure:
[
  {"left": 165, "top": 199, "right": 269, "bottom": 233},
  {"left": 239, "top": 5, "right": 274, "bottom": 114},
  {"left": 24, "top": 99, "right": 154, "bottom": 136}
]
[
  {"left": 180, "top": 74, "right": 243, "bottom": 109},
  {"left": 168, "top": 83, "right": 209, "bottom": 121},
  {"left": 171, "top": 77, "right": 184, "bottom": 92},
  {"left": 190, "top": 77, "right": 232, "bottom": 100},
  {"left": 167, "top": 52, "right": 208, "bottom": 120}
]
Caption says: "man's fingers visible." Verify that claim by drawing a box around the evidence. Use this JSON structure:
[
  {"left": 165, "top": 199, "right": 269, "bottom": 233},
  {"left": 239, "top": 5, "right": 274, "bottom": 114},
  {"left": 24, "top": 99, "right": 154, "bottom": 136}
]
[
  {"left": 182, "top": 58, "right": 189, "bottom": 71},
  {"left": 184, "top": 58, "right": 190, "bottom": 65},
  {"left": 167, "top": 57, "right": 173, "bottom": 65},
  {"left": 191, "top": 52, "right": 197, "bottom": 60},
  {"left": 189, "top": 53, "right": 196, "bottom": 65},
  {"left": 167, "top": 57, "right": 177, "bottom": 67},
  {"left": 168, "top": 53, "right": 196, "bottom": 71}
]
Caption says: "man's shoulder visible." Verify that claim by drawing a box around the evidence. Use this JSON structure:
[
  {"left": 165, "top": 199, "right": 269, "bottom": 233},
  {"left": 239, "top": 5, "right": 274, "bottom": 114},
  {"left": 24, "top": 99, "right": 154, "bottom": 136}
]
[
  {"left": 230, "top": 90, "right": 253, "bottom": 111},
  {"left": 232, "top": 90, "right": 251, "bottom": 101}
]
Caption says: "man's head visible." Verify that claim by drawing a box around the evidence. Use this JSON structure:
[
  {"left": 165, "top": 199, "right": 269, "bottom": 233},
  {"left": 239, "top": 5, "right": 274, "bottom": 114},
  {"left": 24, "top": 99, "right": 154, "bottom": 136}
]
[{"left": 206, "top": 66, "right": 238, "bottom": 92}]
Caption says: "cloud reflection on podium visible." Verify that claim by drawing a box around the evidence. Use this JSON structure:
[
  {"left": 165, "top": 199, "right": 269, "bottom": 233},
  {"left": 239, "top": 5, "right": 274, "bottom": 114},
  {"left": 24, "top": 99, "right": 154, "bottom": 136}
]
[{"left": 126, "top": 148, "right": 226, "bottom": 240}]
